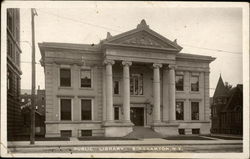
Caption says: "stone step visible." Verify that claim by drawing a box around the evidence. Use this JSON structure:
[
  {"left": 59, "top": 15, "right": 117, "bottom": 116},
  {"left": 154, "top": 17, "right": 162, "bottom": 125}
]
[{"left": 125, "top": 127, "right": 163, "bottom": 139}]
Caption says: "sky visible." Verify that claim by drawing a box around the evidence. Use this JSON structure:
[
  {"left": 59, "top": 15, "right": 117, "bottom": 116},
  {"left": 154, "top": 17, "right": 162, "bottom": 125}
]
[{"left": 19, "top": 2, "right": 243, "bottom": 97}]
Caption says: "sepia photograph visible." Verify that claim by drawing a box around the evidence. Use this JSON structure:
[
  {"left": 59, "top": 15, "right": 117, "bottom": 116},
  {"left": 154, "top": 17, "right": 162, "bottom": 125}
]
[{"left": 1, "top": 1, "right": 249, "bottom": 158}]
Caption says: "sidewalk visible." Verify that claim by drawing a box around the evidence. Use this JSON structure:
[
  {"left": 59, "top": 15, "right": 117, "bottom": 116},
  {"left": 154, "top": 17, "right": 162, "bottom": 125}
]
[
  {"left": 210, "top": 133, "right": 243, "bottom": 139},
  {"left": 8, "top": 138, "right": 243, "bottom": 148}
]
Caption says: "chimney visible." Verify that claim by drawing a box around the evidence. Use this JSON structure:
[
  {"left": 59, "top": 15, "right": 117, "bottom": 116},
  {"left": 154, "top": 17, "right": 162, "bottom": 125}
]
[{"left": 106, "top": 32, "right": 112, "bottom": 39}]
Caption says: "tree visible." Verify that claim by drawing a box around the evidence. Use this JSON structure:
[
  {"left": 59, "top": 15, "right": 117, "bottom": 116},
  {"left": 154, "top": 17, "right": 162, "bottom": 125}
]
[{"left": 225, "top": 82, "right": 232, "bottom": 91}]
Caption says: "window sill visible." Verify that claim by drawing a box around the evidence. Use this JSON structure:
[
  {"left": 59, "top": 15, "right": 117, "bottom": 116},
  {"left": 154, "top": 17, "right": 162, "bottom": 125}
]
[
  {"left": 79, "top": 87, "right": 94, "bottom": 90},
  {"left": 190, "top": 91, "right": 200, "bottom": 94},
  {"left": 176, "top": 90, "right": 185, "bottom": 93},
  {"left": 7, "top": 92, "right": 14, "bottom": 97},
  {"left": 58, "top": 87, "right": 73, "bottom": 90},
  {"left": 130, "top": 95, "right": 145, "bottom": 97}
]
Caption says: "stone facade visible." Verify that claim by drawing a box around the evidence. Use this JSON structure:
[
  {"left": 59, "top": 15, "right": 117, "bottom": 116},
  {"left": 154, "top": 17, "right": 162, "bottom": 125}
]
[{"left": 39, "top": 20, "right": 215, "bottom": 137}]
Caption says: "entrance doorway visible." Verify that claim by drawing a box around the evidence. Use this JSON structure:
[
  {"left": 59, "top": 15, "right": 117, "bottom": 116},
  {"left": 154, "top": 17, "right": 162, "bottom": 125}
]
[{"left": 130, "top": 107, "right": 144, "bottom": 126}]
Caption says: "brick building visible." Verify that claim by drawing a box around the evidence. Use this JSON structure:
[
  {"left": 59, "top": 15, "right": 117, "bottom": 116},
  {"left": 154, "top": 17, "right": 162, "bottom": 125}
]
[
  {"left": 7, "top": 8, "right": 22, "bottom": 140},
  {"left": 39, "top": 20, "right": 215, "bottom": 137}
]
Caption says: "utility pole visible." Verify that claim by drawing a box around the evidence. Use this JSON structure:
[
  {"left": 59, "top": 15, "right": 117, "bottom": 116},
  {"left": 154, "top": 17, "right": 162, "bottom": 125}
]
[{"left": 30, "top": 8, "right": 37, "bottom": 145}]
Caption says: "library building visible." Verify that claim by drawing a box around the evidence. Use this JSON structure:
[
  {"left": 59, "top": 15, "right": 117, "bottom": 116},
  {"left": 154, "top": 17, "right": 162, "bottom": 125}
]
[{"left": 39, "top": 20, "right": 215, "bottom": 137}]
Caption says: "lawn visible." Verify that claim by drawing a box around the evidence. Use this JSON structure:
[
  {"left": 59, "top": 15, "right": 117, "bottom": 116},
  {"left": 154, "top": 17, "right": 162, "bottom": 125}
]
[
  {"left": 203, "top": 135, "right": 243, "bottom": 140},
  {"left": 78, "top": 136, "right": 138, "bottom": 141},
  {"left": 8, "top": 135, "right": 70, "bottom": 141},
  {"left": 164, "top": 135, "right": 214, "bottom": 140}
]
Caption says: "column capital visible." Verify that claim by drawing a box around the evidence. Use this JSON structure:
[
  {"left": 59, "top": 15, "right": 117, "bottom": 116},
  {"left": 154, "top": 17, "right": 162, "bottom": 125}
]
[
  {"left": 122, "top": 61, "right": 132, "bottom": 67},
  {"left": 153, "top": 63, "right": 162, "bottom": 68},
  {"left": 168, "top": 64, "right": 177, "bottom": 70},
  {"left": 104, "top": 59, "right": 115, "bottom": 65}
]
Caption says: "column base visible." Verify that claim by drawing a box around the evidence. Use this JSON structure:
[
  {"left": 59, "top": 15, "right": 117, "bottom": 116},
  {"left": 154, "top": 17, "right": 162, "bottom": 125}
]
[
  {"left": 103, "top": 121, "right": 134, "bottom": 137},
  {"left": 151, "top": 122, "right": 179, "bottom": 137}
]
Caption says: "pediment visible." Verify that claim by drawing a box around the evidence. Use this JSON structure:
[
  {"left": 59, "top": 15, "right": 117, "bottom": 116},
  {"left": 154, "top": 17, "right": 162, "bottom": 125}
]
[
  {"left": 118, "top": 31, "right": 167, "bottom": 48},
  {"left": 102, "top": 20, "right": 182, "bottom": 52}
]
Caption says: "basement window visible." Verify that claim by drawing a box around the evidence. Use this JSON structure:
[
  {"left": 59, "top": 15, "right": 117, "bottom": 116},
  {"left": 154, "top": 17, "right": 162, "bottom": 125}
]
[
  {"left": 60, "top": 130, "right": 72, "bottom": 137},
  {"left": 178, "top": 129, "right": 185, "bottom": 135},
  {"left": 192, "top": 129, "right": 200, "bottom": 134},
  {"left": 81, "top": 130, "right": 92, "bottom": 136}
]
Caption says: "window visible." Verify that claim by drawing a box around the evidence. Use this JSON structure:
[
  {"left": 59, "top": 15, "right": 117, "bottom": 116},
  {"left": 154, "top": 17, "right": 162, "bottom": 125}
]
[
  {"left": 16, "top": 76, "right": 20, "bottom": 96},
  {"left": 7, "top": 70, "right": 13, "bottom": 93},
  {"left": 60, "top": 99, "right": 72, "bottom": 120},
  {"left": 16, "top": 27, "right": 20, "bottom": 43},
  {"left": 113, "top": 81, "right": 119, "bottom": 95},
  {"left": 176, "top": 101, "right": 184, "bottom": 120},
  {"left": 192, "top": 129, "right": 200, "bottom": 134},
  {"left": 191, "top": 76, "right": 199, "bottom": 91},
  {"left": 60, "top": 68, "right": 71, "bottom": 87},
  {"left": 60, "top": 130, "right": 72, "bottom": 137},
  {"left": 16, "top": 51, "right": 20, "bottom": 67},
  {"left": 7, "top": 71, "right": 10, "bottom": 92},
  {"left": 81, "top": 130, "right": 92, "bottom": 136},
  {"left": 114, "top": 107, "right": 119, "bottom": 120},
  {"left": 81, "top": 99, "right": 92, "bottom": 120},
  {"left": 7, "top": 10, "right": 13, "bottom": 32},
  {"left": 178, "top": 129, "right": 185, "bottom": 135},
  {"left": 176, "top": 75, "right": 184, "bottom": 91},
  {"left": 130, "top": 74, "right": 143, "bottom": 95},
  {"left": 80, "top": 69, "right": 91, "bottom": 88},
  {"left": 7, "top": 39, "right": 12, "bottom": 57},
  {"left": 191, "top": 102, "right": 199, "bottom": 120}
]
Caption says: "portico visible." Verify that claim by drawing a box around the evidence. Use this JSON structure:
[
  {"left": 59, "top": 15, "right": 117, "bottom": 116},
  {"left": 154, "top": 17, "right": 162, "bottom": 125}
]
[{"left": 102, "top": 58, "right": 179, "bottom": 137}]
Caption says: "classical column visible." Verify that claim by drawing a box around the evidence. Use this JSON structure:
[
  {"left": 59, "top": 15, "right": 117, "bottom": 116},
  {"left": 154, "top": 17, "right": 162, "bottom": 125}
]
[
  {"left": 162, "top": 66, "right": 170, "bottom": 122},
  {"left": 104, "top": 59, "right": 115, "bottom": 122},
  {"left": 122, "top": 61, "right": 132, "bottom": 123},
  {"left": 153, "top": 63, "right": 162, "bottom": 123},
  {"left": 169, "top": 64, "right": 176, "bottom": 121},
  {"left": 102, "top": 67, "right": 106, "bottom": 122}
]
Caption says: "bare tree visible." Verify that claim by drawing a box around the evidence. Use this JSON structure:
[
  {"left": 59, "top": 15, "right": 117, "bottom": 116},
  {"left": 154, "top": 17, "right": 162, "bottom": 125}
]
[{"left": 225, "top": 82, "right": 233, "bottom": 91}]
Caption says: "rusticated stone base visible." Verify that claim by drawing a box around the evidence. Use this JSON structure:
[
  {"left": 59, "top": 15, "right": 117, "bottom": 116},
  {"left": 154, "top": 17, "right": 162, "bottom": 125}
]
[
  {"left": 151, "top": 122, "right": 179, "bottom": 136},
  {"left": 103, "top": 121, "right": 134, "bottom": 137}
]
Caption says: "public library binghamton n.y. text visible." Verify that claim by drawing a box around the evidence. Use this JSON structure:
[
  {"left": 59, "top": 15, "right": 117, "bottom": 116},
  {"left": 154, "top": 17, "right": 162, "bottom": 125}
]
[{"left": 38, "top": 19, "right": 215, "bottom": 138}]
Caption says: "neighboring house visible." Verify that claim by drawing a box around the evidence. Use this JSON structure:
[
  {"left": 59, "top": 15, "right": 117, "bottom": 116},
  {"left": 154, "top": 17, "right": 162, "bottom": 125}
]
[
  {"left": 20, "top": 87, "right": 46, "bottom": 116},
  {"left": 39, "top": 19, "right": 215, "bottom": 138},
  {"left": 20, "top": 87, "right": 46, "bottom": 135},
  {"left": 7, "top": 8, "right": 22, "bottom": 140},
  {"left": 21, "top": 106, "right": 45, "bottom": 135},
  {"left": 211, "top": 75, "right": 243, "bottom": 135}
]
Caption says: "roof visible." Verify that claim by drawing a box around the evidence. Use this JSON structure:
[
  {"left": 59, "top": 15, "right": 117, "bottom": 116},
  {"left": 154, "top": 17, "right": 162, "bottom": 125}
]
[
  {"left": 38, "top": 19, "right": 215, "bottom": 64},
  {"left": 221, "top": 84, "right": 243, "bottom": 112},
  {"left": 101, "top": 19, "right": 183, "bottom": 52},
  {"left": 237, "top": 84, "right": 243, "bottom": 92},
  {"left": 21, "top": 89, "right": 32, "bottom": 95},
  {"left": 176, "top": 52, "right": 215, "bottom": 63},
  {"left": 213, "top": 75, "right": 228, "bottom": 98}
]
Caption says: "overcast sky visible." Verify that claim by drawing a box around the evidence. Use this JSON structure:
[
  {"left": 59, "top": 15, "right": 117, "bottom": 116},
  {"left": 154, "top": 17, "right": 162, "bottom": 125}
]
[{"left": 19, "top": 2, "right": 243, "bottom": 97}]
